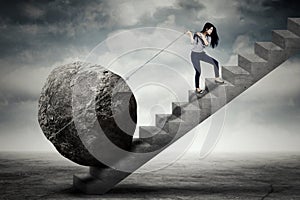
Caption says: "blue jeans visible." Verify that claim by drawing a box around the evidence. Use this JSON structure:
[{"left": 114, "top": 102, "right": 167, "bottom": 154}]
[{"left": 190, "top": 51, "right": 220, "bottom": 88}]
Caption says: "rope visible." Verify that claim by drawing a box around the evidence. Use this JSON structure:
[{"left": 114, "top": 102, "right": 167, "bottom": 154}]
[{"left": 124, "top": 31, "right": 187, "bottom": 81}]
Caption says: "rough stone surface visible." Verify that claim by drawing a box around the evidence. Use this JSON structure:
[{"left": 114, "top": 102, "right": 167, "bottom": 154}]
[
  {"left": 38, "top": 61, "right": 137, "bottom": 166},
  {"left": 1, "top": 152, "right": 300, "bottom": 199}
]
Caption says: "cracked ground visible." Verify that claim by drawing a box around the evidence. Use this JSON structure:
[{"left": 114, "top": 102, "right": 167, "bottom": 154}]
[{"left": 0, "top": 152, "right": 299, "bottom": 199}]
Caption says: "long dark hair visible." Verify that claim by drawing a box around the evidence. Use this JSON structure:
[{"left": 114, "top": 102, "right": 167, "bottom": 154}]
[{"left": 193, "top": 22, "right": 219, "bottom": 48}]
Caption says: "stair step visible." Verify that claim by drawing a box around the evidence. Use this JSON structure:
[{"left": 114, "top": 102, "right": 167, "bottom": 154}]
[
  {"left": 139, "top": 125, "right": 162, "bottom": 138},
  {"left": 172, "top": 102, "right": 201, "bottom": 113},
  {"left": 205, "top": 78, "right": 235, "bottom": 97},
  {"left": 155, "top": 113, "right": 183, "bottom": 131},
  {"left": 137, "top": 127, "right": 174, "bottom": 150},
  {"left": 238, "top": 52, "right": 268, "bottom": 78},
  {"left": 222, "top": 65, "right": 254, "bottom": 86},
  {"left": 288, "top": 18, "right": 300, "bottom": 37},
  {"left": 89, "top": 166, "right": 131, "bottom": 181},
  {"left": 272, "top": 29, "right": 300, "bottom": 49},
  {"left": 131, "top": 138, "right": 153, "bottom": 152},
  {"left": 188, "top": 88, "right": 209, "bottom": 102},
  {"left": 189, "top": 88, "right": 228, "bottom": 121},
  {"left": 172, "top": 101, "right": 201, "bottom": 124},
  {"left": 172, "top": 101, "right": 198, "bottom": 111},
  {"left": 190, "top": 92, "right": 217, "bottom": 107},
  {"left": 206, "top": 78, "right": 248, "bottom": 104},
  {"left": 254, "top": 42, "right": 286, "bottom": 67},
  {"left": 155, "top": 112, "right": 194, "bottom": 139},
  {"left": 138, "top": 120, "right": 195, "bottom": 151},
  {"left": 188, "top": 89, "right": 217, "bottom": 101},
  {"left": 190, "top": 93, "right": 220, "bottom": 121},
  {"left": 166, "top": 121, "right": 196, "bottom": 140},
  {"left": 205, "top": 77, "right": 234, "bottom": 90},
  {"left": 254, "top": 42, "right": 285, "bottom": 60}
]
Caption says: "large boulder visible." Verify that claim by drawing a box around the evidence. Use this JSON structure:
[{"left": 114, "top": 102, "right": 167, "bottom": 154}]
[{"left": 38, "top": 61, "right": 137, "bottom": 166}]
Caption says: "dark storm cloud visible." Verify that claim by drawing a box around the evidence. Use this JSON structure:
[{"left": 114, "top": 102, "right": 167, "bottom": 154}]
[
  {"left": 177, "top": 0, "right": 205, "bottom": 11},
  {"left": 0, "top": 0, "right": 111, "bottom": 55},
  {"left": 0, "top": 0, "right": 113, "bottom": 90},
  {"left": 235, "top": 0, "right": 300, "bottom": 40},
  {"left": 0, "top": 0, "right": 299, "bottom": 62},
  {"left": 237, "top": 0, "right": 300, "bottom": 15},
  {"left": 134, "top": 0, "right": 206, "bottom": 28},
  {"left": 0, "top": 0, "right": 119, "bottom": 77},
  {"left": 262, "top": 0, "right": 300, "bottom": 10},
  {"left": 0, "top": 0, "right": 108, "bottom": 26}
]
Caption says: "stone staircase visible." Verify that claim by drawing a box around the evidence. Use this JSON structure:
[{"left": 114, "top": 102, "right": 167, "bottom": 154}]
[{"left": 73, "top": 17, "right": 300, "bottom": 194}]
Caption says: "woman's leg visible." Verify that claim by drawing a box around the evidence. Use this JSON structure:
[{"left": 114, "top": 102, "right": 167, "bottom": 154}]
[
  {"left": 191, "top": 52, "right": 202, "bottom": 89},
  {"left": 199, "top": 52, "right": 220, "bottom": 77}
]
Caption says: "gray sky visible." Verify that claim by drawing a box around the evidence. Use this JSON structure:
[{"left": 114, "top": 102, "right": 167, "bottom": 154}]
[{"left": 0, "top": 0, "right": 299, "bottom": 154}]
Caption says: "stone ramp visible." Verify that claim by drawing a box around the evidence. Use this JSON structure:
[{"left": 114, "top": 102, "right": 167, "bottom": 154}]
[{"left": 73, "top": 17, "right": 300, "bottom": 194}]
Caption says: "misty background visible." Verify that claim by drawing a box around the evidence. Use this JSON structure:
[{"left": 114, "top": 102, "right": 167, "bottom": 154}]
[{"left": 0, "top": 0, "right": 299, "bottom": 154}]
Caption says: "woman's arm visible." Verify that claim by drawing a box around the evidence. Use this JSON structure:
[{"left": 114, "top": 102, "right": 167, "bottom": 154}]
[
  {"left": 185, "top": 30, "right": 194, "bottom": 44},
  {"left": 197, "top": 32, "right": 209, "bottom": 46}
]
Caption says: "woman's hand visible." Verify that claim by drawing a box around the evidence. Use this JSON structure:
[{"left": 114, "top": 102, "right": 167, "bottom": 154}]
[
  {"left": 185, "top": 30, "right": 193, "bottom": 36},
  {"left": 197, "top": 32, "right": 205, "bottom": 39},
  {"left": 186, "top": 30, "right": 194, "bottom": 44},
  {"left": 197, "top": 32, "right": 209, "bottom": 46}
]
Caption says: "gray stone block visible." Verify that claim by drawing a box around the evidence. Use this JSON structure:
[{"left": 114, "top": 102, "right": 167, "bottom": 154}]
[
  {"left": 138, "top": 128, "right": 174, "bottom": 150},
  {"left": 130, "top": 139, "right": 153, "bottom": 152},
  {"left": 205, "top": 78, "right": 237, "bottom": 102},
  {"left": 155, "top": 113, "right": 188, "bottom": 137},
  {"left": 139, "top": 126, "right": 162, "bottom": 138},
  {"left": 146, "top": 134, "right": 174, "bottom": 149},
  {"left": 189, "top": 90, "right": 217, "bottom": 104},
  {"left": 189, "top": 92, "right": 219, "bottom": 121},
  {"left": 73, "top": 173, "right": 109, "bottom": 195},
  {"left": 188, "top": 89, "right": 208, "bottom": 102},
  {"left": 89, "top": 166, "right": 130, "bottom": 181},
  {"left": 288, "top": 18, "right": 300, "bottom": 37},
  {"left": 238, "top": 52, "right": 268, "bottom": 79},
  {"left": 172, "top": 101, "right": 190, "bottom": 117},
  {"left": 254, "top": 42, "right": 286, "bottom": 68},
  {"left": 167, "top": 121, "right": 196, "bottom": 141},
  {"left": 172, "top": 102, "right": 201, "bottom": 124},
  {"left": 222, "top": 65, "right": 254, "bottom": 86},
  {"left": 155, "top": 114, "right": 179, "bottom": 129},
  {"left": 272, "top": 30, "right": 300, "bottom": 49}
]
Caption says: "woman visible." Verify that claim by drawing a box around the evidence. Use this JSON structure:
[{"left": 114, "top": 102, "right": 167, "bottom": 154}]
[{"left": 186, "top": 22, "right": 224, "bottom": 94}]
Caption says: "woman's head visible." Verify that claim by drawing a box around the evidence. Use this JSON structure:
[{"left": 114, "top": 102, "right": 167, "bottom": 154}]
[{"left": 200, "top": 22, "right": 219, "bottom": 48}]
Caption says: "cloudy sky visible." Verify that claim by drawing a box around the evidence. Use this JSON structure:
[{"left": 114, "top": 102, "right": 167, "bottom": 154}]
[{"left": 0, "top": 0, "right": 299, "bottom": 155}]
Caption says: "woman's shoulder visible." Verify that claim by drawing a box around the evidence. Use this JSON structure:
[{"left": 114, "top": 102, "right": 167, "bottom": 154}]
[{"left": 199, "top": 32, "right": 209, "bottom": 38}]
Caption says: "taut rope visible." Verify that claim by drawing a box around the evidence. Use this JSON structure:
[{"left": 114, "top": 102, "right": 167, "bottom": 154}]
[{"left": 124, "top": 31, "right": 187, "bottom": 81}]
